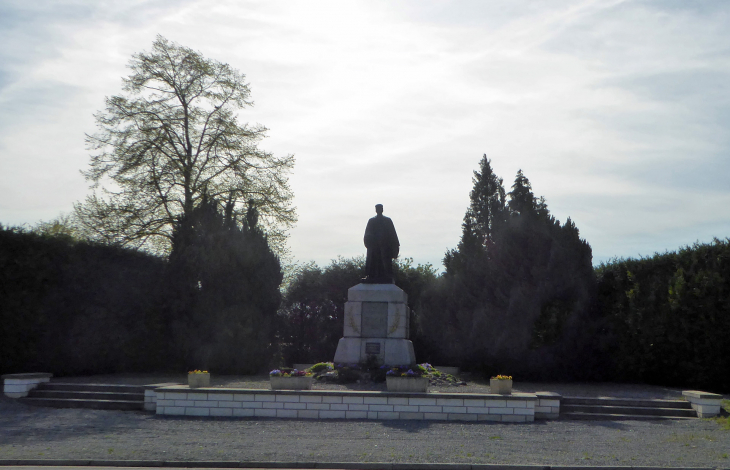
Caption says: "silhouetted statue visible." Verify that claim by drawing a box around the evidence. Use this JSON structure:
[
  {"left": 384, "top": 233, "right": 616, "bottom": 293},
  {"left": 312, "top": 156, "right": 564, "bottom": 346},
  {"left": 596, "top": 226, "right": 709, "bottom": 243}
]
[{"left": 363, "top": 204, "right": 400, "bottom": 284}]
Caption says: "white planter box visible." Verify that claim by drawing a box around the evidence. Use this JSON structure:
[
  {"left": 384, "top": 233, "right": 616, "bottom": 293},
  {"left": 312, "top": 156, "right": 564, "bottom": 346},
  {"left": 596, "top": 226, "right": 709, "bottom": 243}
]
[
  {"left": 270, "top": 376, "right": 313, "bottom": 390},
  {"left": 188, "top": 373, "right": 210, "bottom": 389},
  {"left": 490, "top": 378, "right": 512, "bottom": 394},
  {"left": 386, "top": 376, "right": 429, "bottom": 393}
]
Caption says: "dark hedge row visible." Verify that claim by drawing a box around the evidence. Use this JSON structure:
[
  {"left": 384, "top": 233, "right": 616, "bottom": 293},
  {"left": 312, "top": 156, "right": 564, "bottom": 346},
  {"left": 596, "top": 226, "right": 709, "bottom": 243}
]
[
  {"left": 0, "top": 226, "right": 166, "bottom": 376},
  {"left": 3, "top": 221, "right": 728, "bottom": 392},
  {"left": 595, "top": 238, "right": 730, "bottom": 392},
  {"left": 0, "top": 198, "right": 282, "bottom": 377}
]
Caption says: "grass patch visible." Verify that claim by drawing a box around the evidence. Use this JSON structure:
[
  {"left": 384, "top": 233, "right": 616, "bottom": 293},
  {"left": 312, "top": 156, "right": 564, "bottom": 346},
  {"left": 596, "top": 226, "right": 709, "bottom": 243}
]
[
  {"left": 710, "top": 399, "right": 730, "bottom": 430},
  {"left": 666, "top": 433, "right": 716, "bottom": 443}
]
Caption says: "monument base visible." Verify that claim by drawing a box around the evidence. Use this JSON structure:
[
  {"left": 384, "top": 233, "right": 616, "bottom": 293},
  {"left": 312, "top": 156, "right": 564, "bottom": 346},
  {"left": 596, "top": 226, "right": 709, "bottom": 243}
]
[
  {"left": 333, "top": 337, "right": 416, "bottom": 366},
  {"left": 333, "top": 283, "right": 416, "bottom": 367}
]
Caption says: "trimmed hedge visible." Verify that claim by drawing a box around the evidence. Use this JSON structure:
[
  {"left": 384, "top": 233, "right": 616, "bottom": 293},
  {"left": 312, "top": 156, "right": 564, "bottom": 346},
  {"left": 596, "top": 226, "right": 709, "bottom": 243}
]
[
  {"left": 596, "top": 238, "right": 730, "bottom": 392},
  {"left": 0, "top": 226, "right": 165, "bottom": 376}
]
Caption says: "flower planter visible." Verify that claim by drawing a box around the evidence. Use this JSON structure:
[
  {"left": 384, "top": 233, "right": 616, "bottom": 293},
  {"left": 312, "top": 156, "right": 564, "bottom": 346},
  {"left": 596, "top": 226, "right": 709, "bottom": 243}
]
[
  {"left": 490, "top": 378, "right": 512, "bottom": 394},
  {"left": 188, "top": 372, "right": 210, "bottom": 389},
  {"left": 270, "top": 376, "right": 313, "bottom": 390},
  {"left": 386, "top": 376, "right": 429, "bottom": 393}
]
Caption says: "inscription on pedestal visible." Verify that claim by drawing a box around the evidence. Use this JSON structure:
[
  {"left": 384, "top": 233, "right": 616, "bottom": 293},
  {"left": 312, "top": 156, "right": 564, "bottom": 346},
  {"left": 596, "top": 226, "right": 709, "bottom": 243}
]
[
  {"left": 361, "top": 301, "right": 388, "bottom": 337},
  {"left": 365, "top": 342, "right": 381, "bottom": 355}
]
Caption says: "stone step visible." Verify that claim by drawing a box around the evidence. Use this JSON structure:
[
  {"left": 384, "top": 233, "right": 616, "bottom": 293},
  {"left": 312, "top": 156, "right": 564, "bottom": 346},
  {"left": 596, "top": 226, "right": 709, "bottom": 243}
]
[
  {"left": 28, "top": 389, "right": 144, "bottom": 401},
  {"left": 562, "top": 404, "right": 697, "bottom": 417},
  {"left": 562, "top": 411, "right": 697, "bottom": 421},
  {"left": 18, "top": 397, "right": 144, "bottom": 411},
  {"left": 561, "top": 396, "right": 697, "bottom": 420},
  {"left": 36, "top": 382, "right": 145, "bottom": 394},
  {"left": 562, "top": 396, "right": 692, "bottom": 409},
  {"left": 18, "top": 382, "right": 146, "bottom": 411}
]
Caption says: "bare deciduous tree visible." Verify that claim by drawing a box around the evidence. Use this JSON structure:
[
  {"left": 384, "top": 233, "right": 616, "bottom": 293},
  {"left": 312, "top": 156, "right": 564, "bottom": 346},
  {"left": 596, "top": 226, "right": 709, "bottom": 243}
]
[{"left": 75, "top": 35, "right": 296, "bottom": 255}]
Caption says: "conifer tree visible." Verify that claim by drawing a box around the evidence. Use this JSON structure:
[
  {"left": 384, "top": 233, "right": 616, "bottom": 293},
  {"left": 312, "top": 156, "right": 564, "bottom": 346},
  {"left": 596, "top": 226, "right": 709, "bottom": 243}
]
[
  {"left": 420, "top": 158, "right": 596, "bottom": 380},
  {"left": 465, "top": 155, "right": 506, "bottom": 247},
  {"left": 444, "top": 155, "right": 506, "bottom": 275},
  {"left": 507, "top": 169, "right": 536, "bottom": 216},
  {"left": 165, "top": 192, "right": 282, "bottom": 373}
]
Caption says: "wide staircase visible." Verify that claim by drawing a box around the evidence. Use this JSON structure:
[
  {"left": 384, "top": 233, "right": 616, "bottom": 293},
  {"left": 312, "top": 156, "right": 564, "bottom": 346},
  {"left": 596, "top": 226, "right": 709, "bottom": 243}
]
[
  {"left": 18, "top": 382, "right": 145, "bottom": 411},
  {"left": 562, "top": 396, "right": 697, "bottom": 420}
]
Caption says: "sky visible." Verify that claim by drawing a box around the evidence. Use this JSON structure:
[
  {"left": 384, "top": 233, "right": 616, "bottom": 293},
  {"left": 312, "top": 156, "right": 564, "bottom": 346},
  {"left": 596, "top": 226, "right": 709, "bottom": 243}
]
[{"left": 1, "top": 0, "right": 729, "bottom": 271}]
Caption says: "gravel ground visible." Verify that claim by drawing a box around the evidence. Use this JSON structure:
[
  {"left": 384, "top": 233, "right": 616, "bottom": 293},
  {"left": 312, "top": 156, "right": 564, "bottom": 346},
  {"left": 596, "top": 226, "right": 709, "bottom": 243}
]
[{"left": 1, "top": 374, "right": 729, "bottom": 467}]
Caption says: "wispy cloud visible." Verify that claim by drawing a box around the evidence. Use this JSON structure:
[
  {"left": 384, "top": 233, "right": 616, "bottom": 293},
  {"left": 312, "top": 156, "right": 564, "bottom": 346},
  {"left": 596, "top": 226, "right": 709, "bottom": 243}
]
[{"left": 1, "top": 0, "right": 729, "bottom": 268}]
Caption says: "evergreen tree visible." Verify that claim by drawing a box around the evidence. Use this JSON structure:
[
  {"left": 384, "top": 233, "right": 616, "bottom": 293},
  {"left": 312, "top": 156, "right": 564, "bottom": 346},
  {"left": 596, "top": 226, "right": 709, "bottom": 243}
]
[
  {"left": 466, "top": 155, "right": 507, "bottom": 247},
  {"left": 507, "top": 169, "right": 536, "bottom": 216},
  {"left": 420, "top": 158, "right": 597, "bottom": 380},
  {"left": 444, "top": 155, "right": 505, "bottom": 275},
  {"left": 165, "top": 192, "right": 282, "bottom": 373}
]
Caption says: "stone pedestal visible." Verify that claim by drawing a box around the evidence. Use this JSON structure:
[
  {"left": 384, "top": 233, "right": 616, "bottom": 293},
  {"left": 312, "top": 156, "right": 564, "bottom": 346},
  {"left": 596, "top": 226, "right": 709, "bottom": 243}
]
[{"left": 333, "top": 283, "right": 416, "bottom": 366}]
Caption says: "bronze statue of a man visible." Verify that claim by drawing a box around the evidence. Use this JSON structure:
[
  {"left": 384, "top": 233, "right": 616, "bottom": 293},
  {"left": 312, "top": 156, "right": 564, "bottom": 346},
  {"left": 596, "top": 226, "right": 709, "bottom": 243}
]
[{"left": 363, "top": 204, "right": 400, "bottom": 284}]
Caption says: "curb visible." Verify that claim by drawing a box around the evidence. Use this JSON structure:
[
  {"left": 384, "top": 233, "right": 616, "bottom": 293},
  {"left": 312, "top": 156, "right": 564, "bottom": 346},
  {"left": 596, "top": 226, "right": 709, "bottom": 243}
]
[{"left": 0, "top": 461, "right": 727, "bottom": 470}]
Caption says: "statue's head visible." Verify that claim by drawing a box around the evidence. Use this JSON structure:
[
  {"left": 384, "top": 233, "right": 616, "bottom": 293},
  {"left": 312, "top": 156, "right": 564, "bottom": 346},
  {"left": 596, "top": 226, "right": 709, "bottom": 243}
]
[{"left": 375, "top": 204, "right": 383, "bottom": 214}]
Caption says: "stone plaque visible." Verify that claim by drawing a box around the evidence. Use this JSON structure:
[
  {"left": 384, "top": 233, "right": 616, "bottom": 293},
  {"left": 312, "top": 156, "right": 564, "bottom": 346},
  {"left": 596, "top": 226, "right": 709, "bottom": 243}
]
[
  {"left": 365, "top": 342, "right": 381, "bottom": 355},
  {"left": 361, "top": 301, "right": 388, "bottom": 337}
]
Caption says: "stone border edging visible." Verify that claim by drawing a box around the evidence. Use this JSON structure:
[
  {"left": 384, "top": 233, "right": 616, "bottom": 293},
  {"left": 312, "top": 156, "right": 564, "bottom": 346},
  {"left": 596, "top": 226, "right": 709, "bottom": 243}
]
[{"left": 0, "top": 459, "right": 725, "bottom": 470}]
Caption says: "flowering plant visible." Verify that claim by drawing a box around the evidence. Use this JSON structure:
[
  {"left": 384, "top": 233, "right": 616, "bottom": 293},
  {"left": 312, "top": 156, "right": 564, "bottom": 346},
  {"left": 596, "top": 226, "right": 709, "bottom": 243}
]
[
  {"left": 188, "top": 370, "right": 208, "bottom": 374},
  {"left": 385, "top": 365, "right": 425, "bottom": 378},
  {"left": 269, "top": 369, "right": 312, "bottom": 377},
  {"left": 491, "top": 375, "right": 512, "bottom": 380}
]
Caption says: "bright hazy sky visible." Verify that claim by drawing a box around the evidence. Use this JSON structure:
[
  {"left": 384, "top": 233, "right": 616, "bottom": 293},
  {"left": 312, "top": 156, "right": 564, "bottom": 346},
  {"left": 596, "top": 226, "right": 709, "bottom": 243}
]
[{"left": 1, "top": 0, "right": 729, "bottom": 270}]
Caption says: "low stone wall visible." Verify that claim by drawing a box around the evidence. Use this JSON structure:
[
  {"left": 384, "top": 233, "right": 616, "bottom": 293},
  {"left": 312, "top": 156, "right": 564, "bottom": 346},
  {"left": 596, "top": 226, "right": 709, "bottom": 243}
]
[
  {"left": 682, "top": 390, "right": 723, "bottom": 417},
  {"left": 143, "top": 383, "right": 180, "bottom": 411},
  {"left": 2, "top": 373, "right": 52, "bottom": 398},
  {"left": 154, "top": 386, "right": 539, "bottom": 422},
  {"left": 535, "top": 391, "right": 561, "bottom": 419}
]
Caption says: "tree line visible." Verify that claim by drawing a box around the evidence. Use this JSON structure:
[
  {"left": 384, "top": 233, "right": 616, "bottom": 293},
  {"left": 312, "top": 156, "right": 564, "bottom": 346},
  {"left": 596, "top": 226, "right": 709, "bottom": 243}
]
[{"left": 0, "top": 191, "right": 281, "bottom": 375}]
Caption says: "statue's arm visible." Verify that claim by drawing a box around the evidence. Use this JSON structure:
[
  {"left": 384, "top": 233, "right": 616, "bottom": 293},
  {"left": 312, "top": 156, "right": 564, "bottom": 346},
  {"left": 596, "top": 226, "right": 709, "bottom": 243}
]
[
  {"left": 388, "top": 219, "right": 399, "bottom": 246},
  {"left": 364, "top": 219, "right": 374, "bottom": 248},
  {"left": 387, "top": 219, "right": 400, "bottom": 257}
]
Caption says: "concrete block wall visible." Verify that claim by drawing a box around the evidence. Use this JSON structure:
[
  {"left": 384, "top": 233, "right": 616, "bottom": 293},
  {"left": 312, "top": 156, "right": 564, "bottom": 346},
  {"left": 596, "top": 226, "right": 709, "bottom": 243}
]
[
  {"left": 2, "top": 373, "right": 52, "bottom": 398},
  {"left": 535, "top": 391, "right": 561, "bottom": 419},
  {"left": 144, "top": 389, "right": 156, "bottom": 411},
  {"left": 143, "top": 383, "right": 184, "bottom": 411},
  {"left": 155, "top": 386, "right": 538, "bottom": 422}
]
